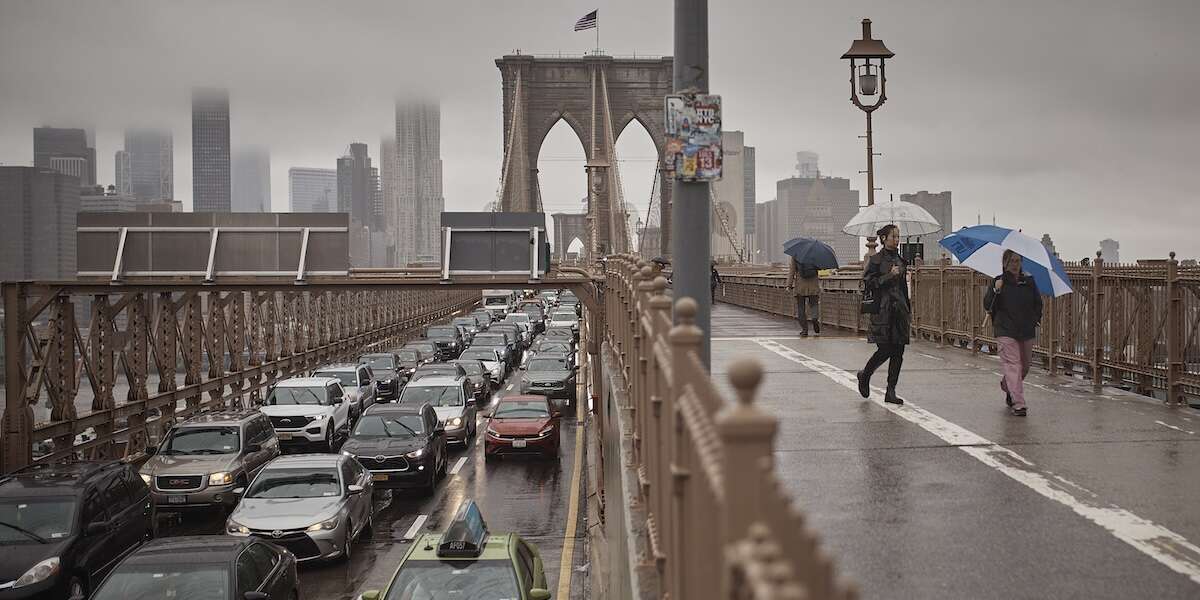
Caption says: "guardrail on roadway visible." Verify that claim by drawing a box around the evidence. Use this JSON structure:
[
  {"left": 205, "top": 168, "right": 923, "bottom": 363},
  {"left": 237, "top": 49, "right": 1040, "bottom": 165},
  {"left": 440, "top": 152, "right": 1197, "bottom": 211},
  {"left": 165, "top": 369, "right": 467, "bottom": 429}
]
[{"left": 601, "top": 255, "right": 857, "bottom": 600}]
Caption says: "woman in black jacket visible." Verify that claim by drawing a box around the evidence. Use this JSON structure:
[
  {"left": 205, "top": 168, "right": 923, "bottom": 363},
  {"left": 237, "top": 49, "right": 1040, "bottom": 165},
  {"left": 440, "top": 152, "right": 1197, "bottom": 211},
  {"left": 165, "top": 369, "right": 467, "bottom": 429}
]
[
  {"left": 856, "top": 224, "right": 911, "bottom": 405},
  {"left": 983, "top": 249, "right": 1043, "bottom": 416}
]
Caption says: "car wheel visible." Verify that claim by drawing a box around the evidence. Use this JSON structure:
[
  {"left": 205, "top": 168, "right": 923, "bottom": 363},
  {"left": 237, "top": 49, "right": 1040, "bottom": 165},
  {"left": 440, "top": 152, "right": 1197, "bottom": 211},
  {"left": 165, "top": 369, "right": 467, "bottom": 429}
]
[
  {"left": 360, "top": 510, "right": 374, "bottom": 540},
  {"left": 324, "top": 425, "right": 335, "bottom": 452},
  {"left": 439, "top": 448, "right": 448, "bottom": 478},
  {"left": 341, "top": 522, "right": 353, "bottom": 562},
  {"left": 66, "top": 576, "right": 86, "bottom": 600}
]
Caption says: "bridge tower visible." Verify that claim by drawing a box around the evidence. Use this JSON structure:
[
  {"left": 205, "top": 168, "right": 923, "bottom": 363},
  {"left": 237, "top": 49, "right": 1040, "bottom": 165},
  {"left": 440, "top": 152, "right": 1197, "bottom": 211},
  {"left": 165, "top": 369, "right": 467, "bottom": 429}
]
[{"left": 496, "top": 54, "right": 675, "bottom": 257}]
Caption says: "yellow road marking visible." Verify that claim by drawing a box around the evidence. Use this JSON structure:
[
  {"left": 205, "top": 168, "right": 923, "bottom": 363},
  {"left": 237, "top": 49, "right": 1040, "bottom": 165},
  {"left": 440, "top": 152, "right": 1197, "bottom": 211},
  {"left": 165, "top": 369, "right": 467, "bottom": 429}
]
[{"left": 556, "top": 371, "right": 587, "bottom": 598}]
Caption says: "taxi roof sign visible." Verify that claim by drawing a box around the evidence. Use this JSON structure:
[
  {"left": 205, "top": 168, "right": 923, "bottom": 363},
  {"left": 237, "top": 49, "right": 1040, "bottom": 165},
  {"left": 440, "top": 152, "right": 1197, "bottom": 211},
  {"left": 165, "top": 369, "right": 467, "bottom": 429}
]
[{"left": 436, "top": 500, "right": 489, "bottom": 558}]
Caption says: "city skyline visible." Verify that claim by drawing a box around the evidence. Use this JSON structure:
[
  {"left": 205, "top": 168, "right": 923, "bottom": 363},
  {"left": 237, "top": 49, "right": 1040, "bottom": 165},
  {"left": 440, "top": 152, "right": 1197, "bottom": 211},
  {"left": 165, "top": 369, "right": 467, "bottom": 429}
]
[{"left": 0, "top": 1, "right": 1196, "bottom": 261}]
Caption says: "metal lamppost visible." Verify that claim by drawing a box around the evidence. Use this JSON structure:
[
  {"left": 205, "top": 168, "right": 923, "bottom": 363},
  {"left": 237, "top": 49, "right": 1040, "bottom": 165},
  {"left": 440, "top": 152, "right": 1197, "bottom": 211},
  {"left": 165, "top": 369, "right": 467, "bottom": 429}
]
[{"left": 842, "top": 18, "right": 894, "bottom": 257}]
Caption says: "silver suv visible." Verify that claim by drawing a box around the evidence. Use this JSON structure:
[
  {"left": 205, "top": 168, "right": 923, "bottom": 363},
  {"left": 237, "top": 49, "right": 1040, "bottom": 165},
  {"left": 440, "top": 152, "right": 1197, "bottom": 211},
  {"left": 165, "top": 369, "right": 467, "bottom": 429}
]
[
  {"left": 312, "top": 363, "right": 378, "bottom": 420},
  {"left": 139, "top": 409, "right": 280, "bottom": 511}
]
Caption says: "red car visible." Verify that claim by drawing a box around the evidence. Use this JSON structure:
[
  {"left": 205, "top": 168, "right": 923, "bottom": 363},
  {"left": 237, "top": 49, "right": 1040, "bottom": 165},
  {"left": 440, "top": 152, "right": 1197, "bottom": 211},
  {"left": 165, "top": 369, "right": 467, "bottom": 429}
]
[{"left": 484, "top": 394, "right": 562, "bottom": 460}]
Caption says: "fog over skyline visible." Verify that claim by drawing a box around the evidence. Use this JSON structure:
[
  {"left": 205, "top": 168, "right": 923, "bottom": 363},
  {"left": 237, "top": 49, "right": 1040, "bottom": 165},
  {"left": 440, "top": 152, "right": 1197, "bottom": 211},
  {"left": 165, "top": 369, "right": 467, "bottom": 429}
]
[{"left": 1, "top": 0, "right": 1196, "bottom": 261}]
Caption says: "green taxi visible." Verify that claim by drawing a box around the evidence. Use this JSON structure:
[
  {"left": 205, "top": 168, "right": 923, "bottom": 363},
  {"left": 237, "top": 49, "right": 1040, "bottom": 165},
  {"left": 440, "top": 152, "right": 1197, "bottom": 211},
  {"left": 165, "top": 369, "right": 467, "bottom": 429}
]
[{"left": 360, "top": 500, "right": 552, "bottom": 600}]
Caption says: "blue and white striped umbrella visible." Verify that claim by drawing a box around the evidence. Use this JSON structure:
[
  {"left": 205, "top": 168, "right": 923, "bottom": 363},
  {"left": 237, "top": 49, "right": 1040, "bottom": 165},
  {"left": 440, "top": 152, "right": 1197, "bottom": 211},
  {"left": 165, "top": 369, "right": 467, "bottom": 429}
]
[{"left": 938, "top": 225, "right": 1074, "bottom": 297}]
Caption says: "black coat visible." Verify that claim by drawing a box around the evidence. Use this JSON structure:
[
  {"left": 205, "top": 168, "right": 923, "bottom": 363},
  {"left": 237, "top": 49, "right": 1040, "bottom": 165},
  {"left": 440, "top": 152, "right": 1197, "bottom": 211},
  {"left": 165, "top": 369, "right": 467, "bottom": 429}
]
[
  {"left": 863, "top": 248, "right": 911, "bottom": 345},
  {"left": 983, "top": 272, "right": 1043, "bottom": 341}
]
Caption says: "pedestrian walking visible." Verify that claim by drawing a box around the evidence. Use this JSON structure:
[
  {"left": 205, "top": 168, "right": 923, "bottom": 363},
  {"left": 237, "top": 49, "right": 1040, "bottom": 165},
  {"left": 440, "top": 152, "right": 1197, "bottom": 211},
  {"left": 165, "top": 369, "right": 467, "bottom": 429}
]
[
  {"left": 983, "top": 249, "right": 1043, "bottom": 416},
  {"left": 856, "top": 224, "right": 911, "bottom": 405},
  {"left": 710, "top": 261, "right": 722, "bottom": 302},
  {"left": 787, "top": 258, "right": 821, "bottom": 336}
]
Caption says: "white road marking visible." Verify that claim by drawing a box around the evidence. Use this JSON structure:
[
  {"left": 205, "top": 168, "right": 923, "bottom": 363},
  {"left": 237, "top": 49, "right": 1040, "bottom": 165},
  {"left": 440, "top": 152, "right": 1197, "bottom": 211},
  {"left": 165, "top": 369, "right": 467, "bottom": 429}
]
[
  {"left": 449, "top": 456, "right": 469, "bottom": 475},
  {"left": 917, "top": 352, "right": 944, "bottom": 361},
  {"left": 506, "top": 383, "right": 514, "bottom": 391},
  {"left": 1155, "top": 421, "right": 1196, "bottom": 435},
  {"left": 403, "top": 514, "right": 429, "bottom": 540},
  {"left": 751, "top": 337, "right": 1200, "bottom": 584}
]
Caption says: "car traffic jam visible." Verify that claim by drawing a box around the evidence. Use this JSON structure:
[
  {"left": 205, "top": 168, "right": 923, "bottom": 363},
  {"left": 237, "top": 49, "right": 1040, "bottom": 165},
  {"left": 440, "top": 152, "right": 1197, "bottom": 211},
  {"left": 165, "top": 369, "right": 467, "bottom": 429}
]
[{"left": 0, "top": 289, "right": 582, "bottom": 600}]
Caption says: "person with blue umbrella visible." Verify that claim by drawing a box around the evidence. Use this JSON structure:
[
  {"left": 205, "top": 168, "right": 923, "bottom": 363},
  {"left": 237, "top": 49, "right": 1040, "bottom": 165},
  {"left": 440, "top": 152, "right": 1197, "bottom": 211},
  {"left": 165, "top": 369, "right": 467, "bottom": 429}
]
[{"left": 783, "top": 237, "right": 839, "bottom": 336}]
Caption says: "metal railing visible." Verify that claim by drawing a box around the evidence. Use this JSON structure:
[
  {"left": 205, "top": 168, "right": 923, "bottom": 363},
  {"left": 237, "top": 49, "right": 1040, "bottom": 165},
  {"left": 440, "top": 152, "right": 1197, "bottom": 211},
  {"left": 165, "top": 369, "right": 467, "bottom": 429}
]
[
  {"left": 713, "top": 255, "right": 1200, "bottom": 406},
  {"left": 601, "top": 255, "right": 857, "bottom": 600}
]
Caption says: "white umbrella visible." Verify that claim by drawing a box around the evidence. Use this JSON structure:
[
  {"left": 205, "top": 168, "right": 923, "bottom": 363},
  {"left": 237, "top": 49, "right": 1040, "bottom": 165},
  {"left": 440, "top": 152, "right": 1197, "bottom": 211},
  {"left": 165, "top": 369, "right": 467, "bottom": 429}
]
[{"left": 842, "top": 199, "right": 943, "bottom": 237}]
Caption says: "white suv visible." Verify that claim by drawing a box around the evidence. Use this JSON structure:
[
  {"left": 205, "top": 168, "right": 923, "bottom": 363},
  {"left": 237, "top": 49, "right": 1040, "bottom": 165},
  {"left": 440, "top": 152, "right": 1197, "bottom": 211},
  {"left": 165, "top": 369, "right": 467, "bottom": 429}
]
[{"left": 261, "top": 377, "right": 352, "bottom": 451}]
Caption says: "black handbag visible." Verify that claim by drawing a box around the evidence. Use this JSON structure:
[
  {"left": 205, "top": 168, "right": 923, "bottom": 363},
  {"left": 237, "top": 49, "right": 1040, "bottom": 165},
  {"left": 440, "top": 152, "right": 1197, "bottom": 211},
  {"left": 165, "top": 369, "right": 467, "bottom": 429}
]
[{"left": 860, "top": 283, "right": 880, "bottom": 314}]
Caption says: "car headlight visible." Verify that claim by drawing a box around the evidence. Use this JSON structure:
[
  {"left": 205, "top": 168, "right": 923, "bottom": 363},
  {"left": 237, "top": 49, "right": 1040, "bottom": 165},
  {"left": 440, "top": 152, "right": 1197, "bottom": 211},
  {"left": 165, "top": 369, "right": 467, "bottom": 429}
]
[
  {"left": 341, "top": 450, "right": 355, "bottom": 457},
  {"left": 486, "top": 427, "right": 499, "bottom": 436},
  {"left": 539, "top": 425, "right": 555, "bottom": 436},
  {"left": 227, "top": 520, "right": 250, "bottom": 535},
  {"left": 408, "top": 368, "right": 416, "bottom": 374},
  {"left": 13, "top": 556, "right": 59, "bottom": 588},
  {"left": 140, "top": 473, "right": 152, "bottom": 485},
  {"left": 306, "top": 516, "right": 340, "bottom": 532},
  {"left": 405, "top": 448, "right": 425, "bottom": 459},
  {"left": 209, "top": 472, "right": 234, "bottom": 486},
  {"left": 450, "top": 417, "right": 463, "bottom": 427}
]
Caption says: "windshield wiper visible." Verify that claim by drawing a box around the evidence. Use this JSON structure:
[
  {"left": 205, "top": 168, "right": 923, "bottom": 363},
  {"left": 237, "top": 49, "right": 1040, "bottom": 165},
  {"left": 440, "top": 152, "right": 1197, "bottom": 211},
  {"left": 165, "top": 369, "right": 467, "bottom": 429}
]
[{"left": 0, "top": 520, "right": 49, "bottom": 543}]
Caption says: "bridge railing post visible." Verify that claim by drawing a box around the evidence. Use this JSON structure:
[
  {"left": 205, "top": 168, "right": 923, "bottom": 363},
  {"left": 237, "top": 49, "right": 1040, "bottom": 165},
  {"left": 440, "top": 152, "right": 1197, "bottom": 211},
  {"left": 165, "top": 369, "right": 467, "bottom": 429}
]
[
  {"left": 1091, "top": 252, "right": 1105, "bottom": 392},
  {"left": 1166, "top": 252, "right": 1183, "bottom": 406}
]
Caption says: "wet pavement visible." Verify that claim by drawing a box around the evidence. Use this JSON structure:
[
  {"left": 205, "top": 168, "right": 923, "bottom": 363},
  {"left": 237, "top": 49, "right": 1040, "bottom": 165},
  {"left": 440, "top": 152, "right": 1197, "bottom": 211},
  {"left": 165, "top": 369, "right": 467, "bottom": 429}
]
[
  {"left": 711, "top": 303, "right": 1200, "bottom": 599},
  {"left": 156, "top": 343, "right": 589, "bottom": 600}
]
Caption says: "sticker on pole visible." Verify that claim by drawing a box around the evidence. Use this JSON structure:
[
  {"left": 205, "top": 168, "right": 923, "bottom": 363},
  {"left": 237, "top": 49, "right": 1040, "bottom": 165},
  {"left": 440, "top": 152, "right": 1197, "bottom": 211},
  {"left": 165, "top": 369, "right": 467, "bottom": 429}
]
[{"left": 664, "top": 93, "right": 722, "bottom": 182}]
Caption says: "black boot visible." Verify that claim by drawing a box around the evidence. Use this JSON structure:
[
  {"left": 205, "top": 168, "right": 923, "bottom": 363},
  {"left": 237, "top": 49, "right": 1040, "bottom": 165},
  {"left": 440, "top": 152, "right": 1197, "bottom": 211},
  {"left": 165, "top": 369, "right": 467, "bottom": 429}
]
[
  {"left": 856, "top": 371, "right": 870, "bottom": 398},
  {"left": 884, "top": 387, "right": 904, "bottom": 405},
  {"left": 811, "top": 319, "right": 821, "bottom": 335}
]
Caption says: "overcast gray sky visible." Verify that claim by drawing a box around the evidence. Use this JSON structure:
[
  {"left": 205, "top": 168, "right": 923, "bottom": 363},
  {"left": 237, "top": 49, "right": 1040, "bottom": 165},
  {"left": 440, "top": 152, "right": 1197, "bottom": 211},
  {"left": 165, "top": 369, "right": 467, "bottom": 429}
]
[{"left": 1, "top": 0, "right": 1196, "bottom": 261}]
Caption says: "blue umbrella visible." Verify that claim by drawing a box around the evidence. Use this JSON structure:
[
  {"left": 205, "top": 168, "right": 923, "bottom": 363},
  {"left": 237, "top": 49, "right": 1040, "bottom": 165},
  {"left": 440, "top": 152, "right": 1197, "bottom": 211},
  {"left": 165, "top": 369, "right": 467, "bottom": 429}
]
[
  {"left": 782, "top": 237, "right": 839, "bottom": 270},
  {"left": 938, "top": 225, "right": 1073, "bottom": 297}
]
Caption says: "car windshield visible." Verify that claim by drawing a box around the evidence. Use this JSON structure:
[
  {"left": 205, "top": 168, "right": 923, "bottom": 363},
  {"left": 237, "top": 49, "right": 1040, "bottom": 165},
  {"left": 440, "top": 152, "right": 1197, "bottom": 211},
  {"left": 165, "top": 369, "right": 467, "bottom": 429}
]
[
  {"left": 246, "top": 468, "right": 340, "bottom": 498},
  {"left": 460, "top": 350, "right": 496, "bottom": 362},
  {"left": 402, "top": 386, "right": 463, "bottom": 407},
  {"left": 0, "top": 498, "right": 76, "bottom": 542},
  {"left": 398, "top": 350, "right": 420, "bottom": 361},
  {"left": 483, "top": 297, "right": 509, "bottom": 306},
  {"left": 363, "top": 356, "right": 397, "bottom": 370},
  {"left": 267, "top": 386, "right": 327, "bottom": 406},
  {"left": 472, "top": 336, "right": 505, "bottom": 346},
  {"left": 161, "top": 426, "right": 240, "bottom": 455},
  {"left": 92, "top": 565, "right": 230, "bottom": 600},
  {"left": 527, "top": 359, "right": 568, "bottom": 372},
  {"left": 453, "top": 319, "right": 475, "bottom": 327},
  {"left": 494, "top": 400, "right": 551, "bottom": 419},
  {"left": 384, "top": 559, "right": 520, "bottom": 600},
  {"left": 504, "top": 314, "right": 528, "bottom": 322},
  {"left": 412, "top": 368, "right": 455, "bottom": 380},
  {"left": 427, "top": 327, "right": 457, "bottom": 338},
  {"left": 551, "top": 312, "right": 575, "bottom": 320},
  {"left": 352, "top": 414, "right": 424, "bottom": 438},
  {"left": 314, "top": 371, "right": 357, "bottom": 388},
  {"left": 538, "top": 343, "right": 570, "bottom": 353},
  {"left": 453, "top": 362, "right": 483, "bottom": 375}
]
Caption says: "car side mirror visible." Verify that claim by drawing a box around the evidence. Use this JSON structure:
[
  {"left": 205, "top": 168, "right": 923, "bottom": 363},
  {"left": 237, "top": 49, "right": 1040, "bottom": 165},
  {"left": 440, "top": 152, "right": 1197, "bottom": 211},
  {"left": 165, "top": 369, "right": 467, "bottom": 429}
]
[
  {"left": 573, "top": 365, "right": 580, "bottom": 371},
  {"left": 530, "top": 589, "right": 551, "bottom": 600},
  {"left": 360, "top": 592, "right": 382, "bottom": 600},
  {"left": 85, "top": 520, "right": 110, "bottom": 536},
  {"left": 144, "top": 446, "right": 157, "bottom": 456},
  {"left": 244, "top": 443, "right": 262, "bottom": 454},
  {"left": 347, "top": 484, "right": 365, "bottom": 495},
  {"left": 332, "top": 396, "right": 344, "bottom": 404},
  {"left": 243, "top": 592, "right": 270, "bottom": 600}
]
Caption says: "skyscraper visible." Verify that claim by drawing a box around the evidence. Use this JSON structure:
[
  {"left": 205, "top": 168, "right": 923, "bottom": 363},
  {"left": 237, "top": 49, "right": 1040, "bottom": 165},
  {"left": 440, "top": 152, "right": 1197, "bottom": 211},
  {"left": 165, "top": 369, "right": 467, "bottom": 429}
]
[
  {"left": 0, "top": 167, "right": 79, "bottom": 280},
  {"left": 114, "top": 150, "right": 132, "bottom": 195},
  {"left": 232, "top": 147, "right": 271, "bottom": 212},
  {"left": 34, "top": 127, "right": 95, "bottom": 186},
  {"left": 336, "top": 143, "right": 373, "bottom": 224},
  {"left": 900, "top": 190, "right": 952, "bottom": 263},
  {"left": 288, "top": 168, "right": 338, "bottom": 212},
  {"left": 711, "top": 131, "right": 749, "bottom": 261},
  {"left": 743, "top": 145, "right": 756, "bottom": 253},
  {"left": 776, "top": 175, "right": 859, "bottom": 267},
  {"left": 795, "top": 151, "right": 820, "bottom": 179},
  {"left": 124, "top": 129, "right": 173, "bottom": 202},
  {"left": 395, "top": 101, "right": 444, "bottom": 264},
  {"left": 1041, "top": 234, "right": 1057, "bottom": 258},
  {"left": 191, "top": 88, "right": 231, "bottom": 211},
  {"left": 1099, "top": 238, "right": 1120, "bottom": 263},
  {"left": 48, "top": 157, "right": 89, "bottom": 184}
]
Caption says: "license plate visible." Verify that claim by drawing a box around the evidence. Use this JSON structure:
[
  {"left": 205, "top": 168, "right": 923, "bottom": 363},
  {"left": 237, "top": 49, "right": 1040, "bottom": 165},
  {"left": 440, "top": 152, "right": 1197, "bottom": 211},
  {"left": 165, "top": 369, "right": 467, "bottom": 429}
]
[
  {"left": 167, "top": 495, "right": 187, "bottom": 504},
  {"left": 513, "top": 439, "right": 527, "bottom": 448},
  {"left": 372, "top": 473, "right": 388, "bottom": 482},
  {"left": 276, "top": 432, "right": 292, "bottom": 440}
]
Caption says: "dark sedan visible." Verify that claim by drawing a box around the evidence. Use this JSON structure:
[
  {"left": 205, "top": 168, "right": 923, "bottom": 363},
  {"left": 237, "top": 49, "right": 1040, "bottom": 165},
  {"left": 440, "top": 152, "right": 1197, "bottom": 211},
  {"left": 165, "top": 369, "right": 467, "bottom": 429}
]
[
  {"left": 90, "top": 536, "right": 297, "bottom": 600},
  {"left": 360, "top": 352, "right": 405, "bottom": 400},
  {"left": 451, "top": 358, "right": 493, "bottom": 403},
  {"left": 423, "top": 325, "right": 464, "bottom": 360},
  {"left": 341, "top": 404, "right": 447, "bottom": 494}
]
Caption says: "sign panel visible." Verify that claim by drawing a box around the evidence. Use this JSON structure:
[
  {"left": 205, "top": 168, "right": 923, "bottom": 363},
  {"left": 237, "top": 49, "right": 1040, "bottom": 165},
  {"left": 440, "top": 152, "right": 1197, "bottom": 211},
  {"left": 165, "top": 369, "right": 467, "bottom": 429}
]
[
  {"left": 664, "top": 93, "right": 723, "bottom": 182},
  {"left": 440, "top": 212, "right": 551, "bottom": 279}
]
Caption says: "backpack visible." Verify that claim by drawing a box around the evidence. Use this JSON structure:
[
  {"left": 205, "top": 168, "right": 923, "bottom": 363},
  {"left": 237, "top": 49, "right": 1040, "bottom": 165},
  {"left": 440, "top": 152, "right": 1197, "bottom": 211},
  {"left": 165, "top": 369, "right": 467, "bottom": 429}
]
[{"left": 799, "top": 263, "right": 818, "bottom": 279}]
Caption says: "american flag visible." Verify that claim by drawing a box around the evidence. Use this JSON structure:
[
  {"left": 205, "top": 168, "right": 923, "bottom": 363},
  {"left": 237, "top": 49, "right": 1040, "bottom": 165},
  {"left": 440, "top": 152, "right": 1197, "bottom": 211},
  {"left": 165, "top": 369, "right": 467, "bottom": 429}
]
[{"left": 574, "top": 10, "right": 598, "bottom": 31}]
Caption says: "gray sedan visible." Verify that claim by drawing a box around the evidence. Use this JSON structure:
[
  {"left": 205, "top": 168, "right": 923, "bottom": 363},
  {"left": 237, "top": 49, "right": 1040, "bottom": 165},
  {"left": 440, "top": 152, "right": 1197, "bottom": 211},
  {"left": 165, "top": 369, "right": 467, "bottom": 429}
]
[{"left": 226, "top": 453, "right": 374, "bottom": 563}]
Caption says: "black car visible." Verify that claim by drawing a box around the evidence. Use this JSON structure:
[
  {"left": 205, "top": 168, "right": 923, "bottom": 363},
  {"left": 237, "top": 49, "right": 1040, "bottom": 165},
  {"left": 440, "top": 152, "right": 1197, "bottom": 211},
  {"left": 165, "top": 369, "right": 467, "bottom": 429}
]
[
  {"left": 396, "top": 347, "right": 434, "bottom": 381},
  {"left": 469, "top": 332, "right": 515, "bottom": 369},
  {"left": 450, "top": 359, "right": 493, "bottom": 402},
  {"left": 90, "top": 536, "right": 297, "bottom": 600},
  {"left": 470, "top": 309, "right": 496, "bottom": 325},
  {"left": 451, "top": 316, "right": 482, "bottom": 339},
  {"left": 340, "top": 404, "right": 447, "bottom": 494},
  {"left": 360, "top": 352, "right": 405, "bottom": 400},
  {"left": 520, "top": 356, "right": 578, "bottom": 403},
  {"left": 402, "top": 341, "right": 440, "bottom": 364},
  {"left": 423, "top": 325, "right": 465, "bottom": 360},
  {"left": 0, "top": 461, "right": 154, "bottom": 600}
]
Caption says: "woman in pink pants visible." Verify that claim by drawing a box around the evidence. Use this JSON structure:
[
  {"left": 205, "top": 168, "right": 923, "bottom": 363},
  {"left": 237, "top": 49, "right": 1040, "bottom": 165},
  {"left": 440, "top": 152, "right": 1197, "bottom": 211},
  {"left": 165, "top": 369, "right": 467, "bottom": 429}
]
[{"left": 983, "top": 250, "right": 1043, "bottom": 416}]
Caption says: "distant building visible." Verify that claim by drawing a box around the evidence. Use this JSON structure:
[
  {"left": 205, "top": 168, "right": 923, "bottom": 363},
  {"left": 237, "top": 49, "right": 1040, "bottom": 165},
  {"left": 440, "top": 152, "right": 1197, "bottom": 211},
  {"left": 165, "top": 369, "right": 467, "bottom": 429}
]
[
  {"left": 743, "top": 145, "right": 756, "bottom": 253},
  {"left": 49, "top": 157, "right": 89, "bottom": 185},
  {"left": 395, "top": 100, "right": 444, "bottom": 264},
  {"left": 1040, "top": 234, "right": 1057, "bottom": 258},
  {"left": 124, "top": 129, "right": 173, "bottom": 202},
  {"left": 775, "top": 176, "right": 860, "bottom": 266},
  {"left": 79, "top": 186, "right": 138, "bottom": 213},
  {"left": 192, "top": 88, "right": 231, "bottom": 211},
  {"left": 900, "top": 191, "right": 952, "bottom": 263},
  {"left": 135, "top": 200, "right": 183, "bottom": 212},
  {"left": 711, "top": 131, "right": 750, "bottom": 261},
  {"left": 1099, "top": 238, "right": 1120, "bottom": 263},
  {"left": 337, "top": 143, "right": 373, "bottom": 224},
  {"left": 232, "top": 147, "right": 271, "bottom": 212},
  {"left": 753, "top": 199, "right": 782, "bottom": 264},
  {"left": 380, "top": 135, "right": 398, "bottom": 235},
  {"left": 114, "top": 150, "right": 132, "bottom": 195},
  {"left": 795, "top": 151, "right": 819, "bottom": 179},
  {"left": 0, "top": 167, "right": 79, "bottom": 280},
  {"left": 289, "top": 167, "right": 337, "bottom": 212},
  {"left": 34, "top": 127, "right": 95, "bottom": 187},
  {"left": 639, "top": 226, "right": 662, "bottom": 260}
]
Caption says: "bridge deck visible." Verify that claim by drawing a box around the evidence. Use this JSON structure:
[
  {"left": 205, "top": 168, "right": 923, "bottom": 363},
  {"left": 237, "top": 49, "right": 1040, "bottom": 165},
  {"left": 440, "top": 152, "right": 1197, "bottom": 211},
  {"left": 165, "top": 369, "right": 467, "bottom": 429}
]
[{"left": 710, "top": 303, "right": 1200, "bottom": 599}]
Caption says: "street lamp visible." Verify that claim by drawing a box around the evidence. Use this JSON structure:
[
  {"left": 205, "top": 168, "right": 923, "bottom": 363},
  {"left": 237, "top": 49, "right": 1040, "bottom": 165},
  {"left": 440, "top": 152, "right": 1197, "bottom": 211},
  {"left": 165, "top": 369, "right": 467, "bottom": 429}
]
[{"left": 842, "top": 18, "right": 893, "bottom": 256}]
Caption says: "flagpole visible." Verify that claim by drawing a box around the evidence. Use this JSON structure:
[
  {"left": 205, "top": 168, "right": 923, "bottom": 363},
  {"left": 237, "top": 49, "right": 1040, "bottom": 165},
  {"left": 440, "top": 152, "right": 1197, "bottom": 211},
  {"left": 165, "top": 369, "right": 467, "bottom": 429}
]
[{"left": 595, "top": 16, "right": 600, "bottom": 54}]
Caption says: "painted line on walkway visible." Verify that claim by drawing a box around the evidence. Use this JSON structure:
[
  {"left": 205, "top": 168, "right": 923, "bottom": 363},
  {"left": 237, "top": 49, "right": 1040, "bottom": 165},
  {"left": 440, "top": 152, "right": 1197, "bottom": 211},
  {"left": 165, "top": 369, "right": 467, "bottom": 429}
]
[
  {"left": 556, "top": 387, "right": 587, "bottom": 599},
  {"left": 751, "top": 337, "right": 1200, "bottom": 585},
  {"left": 403, "top": 514, "right": 429, "bottom": 540},
  {"left": 917, "top": 352, "right": 945, "bottom": 361},
  {"left": 449, "top": 456, "right": 469, "bottom": 475},
  {"left": 506, "top": 383, "right": 514, "bottom": 391},
  {"left": 1155, "top": 420, "right": 1196, "bottom": 435}
]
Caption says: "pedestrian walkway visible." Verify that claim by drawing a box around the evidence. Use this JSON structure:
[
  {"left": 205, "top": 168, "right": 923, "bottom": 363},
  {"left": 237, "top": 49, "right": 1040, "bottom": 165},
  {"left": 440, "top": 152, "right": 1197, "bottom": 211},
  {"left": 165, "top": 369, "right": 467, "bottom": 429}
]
[{"left": 710, "top": 303, "right": 1200, "bottom": 599}]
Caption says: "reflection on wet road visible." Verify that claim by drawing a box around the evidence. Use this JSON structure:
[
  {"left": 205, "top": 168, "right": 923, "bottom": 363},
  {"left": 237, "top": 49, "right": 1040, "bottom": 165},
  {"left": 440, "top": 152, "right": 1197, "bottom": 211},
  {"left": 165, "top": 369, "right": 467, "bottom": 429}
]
[{"left": 157, "top": 348, "right": 589, "bottom": 600}]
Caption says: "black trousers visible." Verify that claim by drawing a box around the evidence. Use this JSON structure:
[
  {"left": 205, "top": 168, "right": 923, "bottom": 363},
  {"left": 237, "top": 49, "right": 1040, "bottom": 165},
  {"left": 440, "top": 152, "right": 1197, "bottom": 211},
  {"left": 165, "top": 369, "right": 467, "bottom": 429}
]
[
  {"left": 795, "top": 295, "right": 819, "bottom": 323},
  {"left": 863, "top": 343, "right": 905, "bottom": 389}
]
